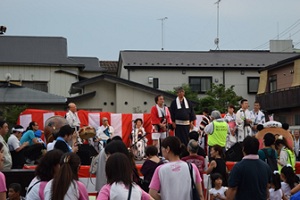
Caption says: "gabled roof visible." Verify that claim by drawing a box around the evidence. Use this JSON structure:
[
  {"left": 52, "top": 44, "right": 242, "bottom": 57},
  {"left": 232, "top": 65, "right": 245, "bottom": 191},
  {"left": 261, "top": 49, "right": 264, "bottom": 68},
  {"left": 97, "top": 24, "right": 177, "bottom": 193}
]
[
  {"left": 119, "top": 50, "right": 300, "bottom": 70},
  {"left": 0, "top": 36, "right": 83, "bottom": 67},
  {"left": 69, "top": 74, "right": 177, "bottom": 100},
  {"left": 69, "top": 57, "right": 106, "bottom": 72},
  {"left": 100, "top": 61, "right": 118, "bottom": 73},
  {"left": 0, "top": 82, "right": 66, "bottom": 104},
  {"left": 258, "top": 54, "right": 300, "bottom": 72}
]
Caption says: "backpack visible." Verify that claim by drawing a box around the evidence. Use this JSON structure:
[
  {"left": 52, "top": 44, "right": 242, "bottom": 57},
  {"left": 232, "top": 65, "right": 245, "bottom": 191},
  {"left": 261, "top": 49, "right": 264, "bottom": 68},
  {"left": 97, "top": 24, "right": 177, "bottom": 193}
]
[{"left": 262, "top": 148, "right": 278, "bottom": 171}]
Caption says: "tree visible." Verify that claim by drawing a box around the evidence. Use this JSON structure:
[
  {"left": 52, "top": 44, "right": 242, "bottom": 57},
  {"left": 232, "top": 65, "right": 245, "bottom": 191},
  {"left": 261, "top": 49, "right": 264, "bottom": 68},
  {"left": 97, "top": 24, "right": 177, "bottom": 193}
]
[
  {"left": 0, "top": 105, "right": 27, "bottom": 127},
  {"left": 199, "top": 84, "right": 242, "bottom": 113}
]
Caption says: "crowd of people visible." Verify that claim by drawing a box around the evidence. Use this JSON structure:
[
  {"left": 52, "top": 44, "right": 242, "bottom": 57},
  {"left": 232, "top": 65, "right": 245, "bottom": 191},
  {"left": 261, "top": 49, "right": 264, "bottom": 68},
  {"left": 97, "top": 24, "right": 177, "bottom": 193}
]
[{"left": 1, "top": 86, "right": 300, "bottom": 199}]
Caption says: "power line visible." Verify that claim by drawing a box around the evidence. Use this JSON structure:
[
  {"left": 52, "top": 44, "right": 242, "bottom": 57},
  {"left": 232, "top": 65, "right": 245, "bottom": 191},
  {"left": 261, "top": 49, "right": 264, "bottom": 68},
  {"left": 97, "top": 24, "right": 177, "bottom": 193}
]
[{"left": 253, "top": 19, "right": 300, "bottom": 50}]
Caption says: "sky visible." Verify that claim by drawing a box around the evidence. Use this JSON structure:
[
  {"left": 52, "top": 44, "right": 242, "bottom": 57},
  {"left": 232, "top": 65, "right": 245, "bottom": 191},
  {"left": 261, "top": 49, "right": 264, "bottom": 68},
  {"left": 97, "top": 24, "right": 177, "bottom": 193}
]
[{"left": 2, "top": 0, "right": 300, "bottom": 60}]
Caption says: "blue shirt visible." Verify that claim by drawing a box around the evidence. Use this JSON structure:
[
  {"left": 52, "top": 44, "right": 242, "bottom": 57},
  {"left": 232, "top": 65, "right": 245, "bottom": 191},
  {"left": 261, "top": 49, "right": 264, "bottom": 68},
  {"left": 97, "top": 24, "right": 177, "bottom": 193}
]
[{"left": 20, "top": 130, "right": 35, "bottom": 146}]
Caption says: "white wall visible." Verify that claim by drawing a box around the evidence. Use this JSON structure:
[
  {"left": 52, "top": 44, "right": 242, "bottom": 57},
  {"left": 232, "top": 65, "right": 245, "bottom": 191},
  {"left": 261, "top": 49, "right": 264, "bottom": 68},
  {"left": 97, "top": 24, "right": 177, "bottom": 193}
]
[
  {"left": 0, "top": 65, "right": 79, "bottom": 97},
  {"left": 76, "top": 81, "right": 116, "bottom": 112},
  {"left": 122, "top": 67, "right": 259, "bottom": 107}
]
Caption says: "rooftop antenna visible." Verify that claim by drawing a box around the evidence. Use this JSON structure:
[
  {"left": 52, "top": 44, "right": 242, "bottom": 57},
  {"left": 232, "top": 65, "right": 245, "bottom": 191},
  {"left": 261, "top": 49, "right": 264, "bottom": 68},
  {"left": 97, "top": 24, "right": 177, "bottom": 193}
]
[
  {"left": 158, "top": 17, "right": 168, "bottom": 50},
  {"left": 214, "top": 0, "right": 221, "bottom": 50},
  {"left": 0, "top": 26, "right": 7, "bottom": 35}
]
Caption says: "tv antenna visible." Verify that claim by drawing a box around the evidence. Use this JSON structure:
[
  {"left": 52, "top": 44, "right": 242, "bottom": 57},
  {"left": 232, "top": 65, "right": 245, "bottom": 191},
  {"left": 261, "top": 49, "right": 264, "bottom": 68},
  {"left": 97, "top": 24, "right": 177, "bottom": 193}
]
[
  {"left": 214, "top": 0, "right": 221, "bottom": 50},
  {"left": 158, "top": 17, "right": 168, "bottom": 50}
]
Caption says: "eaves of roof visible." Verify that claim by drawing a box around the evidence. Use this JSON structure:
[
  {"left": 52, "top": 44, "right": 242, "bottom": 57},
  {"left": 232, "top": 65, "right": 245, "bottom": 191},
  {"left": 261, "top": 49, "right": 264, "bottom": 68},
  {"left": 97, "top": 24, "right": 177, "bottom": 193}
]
[
  {"left": 0, "top": 83, "right": 66, "bottom": 104},
  {"left": 119, "top": 50, "right": 300, "bottom": 69},
  {"left": 258, "top": 54, "right": 300, "bottom": 72},
  {"left": 67, "top": 91, "right": 96, "bottom": 102},
  {"left": 69, "top": 74, "right": 177, "bottom": 100},
  {"left": 0, "top": 62, "right": 84, "bottom": 68}
]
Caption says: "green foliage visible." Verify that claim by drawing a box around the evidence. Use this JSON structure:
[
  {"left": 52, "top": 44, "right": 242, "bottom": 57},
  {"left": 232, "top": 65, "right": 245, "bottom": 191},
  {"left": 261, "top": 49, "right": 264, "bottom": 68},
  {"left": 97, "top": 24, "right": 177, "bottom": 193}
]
[
  {"left": 0, "top": 105, "right": 27, "bottom": 128},
  {"left": 168, "top": 83, "right": 242, "bottom": 114},
  {"left": 199, "top": 84, "right": 242, "bottom": 113}
]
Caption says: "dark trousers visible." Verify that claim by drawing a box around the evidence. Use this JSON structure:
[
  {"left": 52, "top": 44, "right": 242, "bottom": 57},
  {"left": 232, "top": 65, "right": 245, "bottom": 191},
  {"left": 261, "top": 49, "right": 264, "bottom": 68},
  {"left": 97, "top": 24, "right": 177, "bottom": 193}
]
[{"left": 175, "top": 124, "right": 190, "bottom": 146}]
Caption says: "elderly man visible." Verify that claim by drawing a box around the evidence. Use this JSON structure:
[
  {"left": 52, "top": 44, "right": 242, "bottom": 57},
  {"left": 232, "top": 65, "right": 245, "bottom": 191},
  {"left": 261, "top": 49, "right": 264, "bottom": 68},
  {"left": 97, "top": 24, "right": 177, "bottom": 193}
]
[
  {"left": 65, "top": 102, "right": 81, "bottom": 132},
  {"left": 94, "top": 117, "right": 114, "bottom": 151},
  {"left": 204, "top": 110, "right": 230, "bottom": 158},
  {"left": 0, "top": 120, "right": 12, "bottom": 170},
  {"left": 170, "top": 87, "right": 196, "bottom": 146}
]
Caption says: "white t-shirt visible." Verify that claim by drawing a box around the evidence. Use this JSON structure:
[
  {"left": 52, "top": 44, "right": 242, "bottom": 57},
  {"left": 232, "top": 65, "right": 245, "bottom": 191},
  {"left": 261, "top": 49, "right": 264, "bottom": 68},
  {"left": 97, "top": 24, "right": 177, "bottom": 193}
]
[
  {"left": 44, "top": 179, "right": 88, "bottom": 200},
  {"left": 26, "top": 177, "right": 48, "bottom": 200},
  {"left": 46, "top": 140, "right": 56, "bottom": 151},
  {"left": 281, "top": 182, "right": 291, "bottom": 199},
  {"left": 269, "top": 188, "right": 283, "bottom": 200},
  {"left": 7, "top": 134, "right": 20, "bottom": 151},
  {"left": 97, "top": 182, "right": 150, "bottom": 200},
  {"left": 209, "top": 186, "right": 228, "bottom": 200},
  {"left": 149, "top": 160, "right": 202, "bottom": 200}
]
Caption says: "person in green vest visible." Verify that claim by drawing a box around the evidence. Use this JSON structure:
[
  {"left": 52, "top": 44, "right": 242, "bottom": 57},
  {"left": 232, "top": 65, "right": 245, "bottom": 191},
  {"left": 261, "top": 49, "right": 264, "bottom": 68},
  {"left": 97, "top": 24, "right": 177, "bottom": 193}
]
[
  {"left": 204, "top": 110, "right": 230, "bottom": 159},
  {"left": 275, "top": 135, "right": 296, "bottom": 172}
]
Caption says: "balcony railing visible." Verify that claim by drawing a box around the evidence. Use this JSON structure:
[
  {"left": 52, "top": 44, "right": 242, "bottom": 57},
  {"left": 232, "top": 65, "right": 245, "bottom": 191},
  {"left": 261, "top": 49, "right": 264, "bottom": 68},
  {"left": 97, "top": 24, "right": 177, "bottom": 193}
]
[{"left": 256, "top": 86, "right": 300, "bottom": 111}]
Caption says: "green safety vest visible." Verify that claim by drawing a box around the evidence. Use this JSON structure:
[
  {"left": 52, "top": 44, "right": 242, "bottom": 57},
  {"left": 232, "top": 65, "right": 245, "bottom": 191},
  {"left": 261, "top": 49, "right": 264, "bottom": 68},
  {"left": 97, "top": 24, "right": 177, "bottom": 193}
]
[
  {"left": 278, "top": 148, "right": 296, "bottom": 172},
  {"left": 208, "top": 120, "right": 228, "bottom": 147}
]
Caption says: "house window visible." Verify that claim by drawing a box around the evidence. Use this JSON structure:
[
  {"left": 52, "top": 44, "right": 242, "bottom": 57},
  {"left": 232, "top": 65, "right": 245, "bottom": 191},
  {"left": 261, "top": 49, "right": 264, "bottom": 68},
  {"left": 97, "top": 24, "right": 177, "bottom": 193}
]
[
  {"left": 276, "top": 115, "right": 286, "bottom": 124},
  {"left": 295, "top": 114, "right": 300, "bottom": 125},
  {"left": 189, "top": 77, "right": 212, "bottom": 94},
  {"left": 269, "top": 75, "right": 277, "bottom": 92},
  {"left": 22, "top": 81, "right": 48, "bottom": 92},
  {"left": 247, "top": 77, "right": 259, "bottom": 94}
]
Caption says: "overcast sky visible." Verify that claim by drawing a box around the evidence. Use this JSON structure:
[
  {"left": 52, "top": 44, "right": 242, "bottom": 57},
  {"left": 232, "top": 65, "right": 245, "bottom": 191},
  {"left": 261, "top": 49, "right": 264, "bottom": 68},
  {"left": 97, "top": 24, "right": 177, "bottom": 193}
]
[{"left": 2, "top": 0, "right": 300, "bottom": 60}]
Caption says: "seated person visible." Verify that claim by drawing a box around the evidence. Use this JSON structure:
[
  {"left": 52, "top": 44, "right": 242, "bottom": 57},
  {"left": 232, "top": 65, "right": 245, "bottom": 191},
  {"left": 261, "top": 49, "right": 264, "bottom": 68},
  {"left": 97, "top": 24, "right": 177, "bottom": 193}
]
[
  {"left": 7, "top": 125, "right": 29, "bottom": 168},
  {"left": 20, "top": 122, "right": 45, "bottom": 164},
  {"left": 131, "top": 118, "right": 147, "bottom": 159},
  {"left": 93, "top": 117, "right": 114, "bottom": 151},
  {"left": 54, "top": 125, "right": 78, "bottom": 153},
  {"left": 34, "top": 130, "right": 46, "bottom": 148}
]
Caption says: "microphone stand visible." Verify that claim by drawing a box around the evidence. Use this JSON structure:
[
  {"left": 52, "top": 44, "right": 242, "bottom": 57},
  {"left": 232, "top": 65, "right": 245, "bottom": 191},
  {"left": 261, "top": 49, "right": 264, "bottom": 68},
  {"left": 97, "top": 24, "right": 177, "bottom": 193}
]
[{"left": 129, "top": 132, "right": 150, "bottom": 149}]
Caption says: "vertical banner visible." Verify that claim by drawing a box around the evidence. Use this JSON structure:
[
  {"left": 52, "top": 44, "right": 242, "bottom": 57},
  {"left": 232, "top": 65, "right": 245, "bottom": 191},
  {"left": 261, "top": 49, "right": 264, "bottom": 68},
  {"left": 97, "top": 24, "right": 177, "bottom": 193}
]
[
  {"left": 111, "top": 113, "right": 122, "bottom": 138},
  {"left": 88, "top": 113, "right": 100, "bottom": 129},
  {"left": 19, "top": 114, "right": 32, "bottom": 129}
]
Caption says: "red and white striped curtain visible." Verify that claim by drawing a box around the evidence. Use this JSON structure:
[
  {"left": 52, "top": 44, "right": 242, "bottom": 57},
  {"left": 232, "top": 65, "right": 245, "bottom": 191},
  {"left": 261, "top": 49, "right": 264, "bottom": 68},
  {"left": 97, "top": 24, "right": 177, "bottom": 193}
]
[{"left": 18, "top": 109, "right": 205, "bottom": 146}]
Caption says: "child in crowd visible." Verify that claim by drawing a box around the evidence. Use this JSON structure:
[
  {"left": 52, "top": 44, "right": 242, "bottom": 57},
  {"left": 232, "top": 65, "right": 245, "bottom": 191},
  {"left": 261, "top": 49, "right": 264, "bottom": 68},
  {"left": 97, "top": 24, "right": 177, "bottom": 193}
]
[
  {"left": 269, "top": 171, "right": 285, "bottom": 200},
  {"left": 7, "top": 183, "right": 25, "bottom": 200},
  {"left": 209, "top": 173, "right": 227, "bottom": 200},
  {"left": 35, "top": 130, "right": 46, "bottom": 148},
  {"left": 281, "top": 165, "right": 298, "bottom": 199},
  {"left": 140, "top": 145, "right": 164, "bottom": 192}
]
